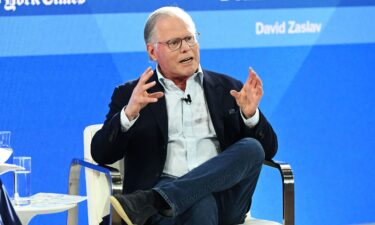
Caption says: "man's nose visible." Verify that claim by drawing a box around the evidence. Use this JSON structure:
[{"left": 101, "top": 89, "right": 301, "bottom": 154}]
[{"left": 179, "top": 39, "right": 191, "bottom": 51}]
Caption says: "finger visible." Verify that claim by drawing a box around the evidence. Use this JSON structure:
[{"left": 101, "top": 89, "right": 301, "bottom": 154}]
[
  {"left": 142, "top": 81, "right": 157, "bottom": 92},
  {"left": 143, "top": 96, "right": 161, "bottom": 103},
  {"left": 250, "top": 68, "right": 264, "bottom": 91},
  {"left": 148, "top": 92, "right": 164, "bottom": 99},
  {"left": 230, "top": 90, "right": 240, "bottom": 99},
  {"left": 252, "top": 83, "right": 263, "bottom": 98},
  {"left": 244, "top": 77, "right": 253, "bottom": 92},
  {"left": 257, "top": 84, "right": 264, "bottom": 96},
  {"left": 255, "top": 80, "right": 262, "bottom": 90},
  {"left": 139, "top": 67, "right": 154, "bottom": 84},
  {"left": 243, "top": 68, "right": 256, "bottom": 90},
  {"left": 244, "top": 68, "right": 253, "bottom": 86},
  {"left": 139, "top": 92, "right": 164, "bottom": 104},
  {"left": 252, "top": 70, "right": 262, "bottom": 87},
  {"left": 251, "top": 78, "right": 260, "bottom": 90},
  {"left": 257, "top": 73, "right": 263, "bottom": 87},
  {"left": 249, "top": 67, "right": 257, "bottom": 87}
]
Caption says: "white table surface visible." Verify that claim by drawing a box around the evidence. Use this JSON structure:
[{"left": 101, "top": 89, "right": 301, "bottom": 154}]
[{"left": 13, "top": 192, "right": 86, "bottom": 225}]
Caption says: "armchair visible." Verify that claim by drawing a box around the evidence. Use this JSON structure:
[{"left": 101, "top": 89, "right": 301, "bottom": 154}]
[{"left": 67, "top": 124, "right": 294, "bottom": 225}]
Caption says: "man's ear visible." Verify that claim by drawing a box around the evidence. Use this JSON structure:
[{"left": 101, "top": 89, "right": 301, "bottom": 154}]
[{"left": 147, "top": 43, "right": 157, "bottom": 61}]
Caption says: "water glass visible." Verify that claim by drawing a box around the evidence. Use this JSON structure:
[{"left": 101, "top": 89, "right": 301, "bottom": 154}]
[
  {"left": 0, "top": 131, "right": 13, "bottom": 163},
  {"left": 13, "top": 156, "right": 31, "bottom": 205}
]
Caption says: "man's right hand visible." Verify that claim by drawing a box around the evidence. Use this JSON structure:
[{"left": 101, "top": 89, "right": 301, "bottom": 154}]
[{"left": 124, "top": 67, "right": 164, "bottom": 121}]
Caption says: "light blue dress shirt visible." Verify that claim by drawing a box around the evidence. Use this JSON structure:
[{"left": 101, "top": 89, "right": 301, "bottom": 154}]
[{"left": 156, "top": 66, "right": 219, "bottom": 177}]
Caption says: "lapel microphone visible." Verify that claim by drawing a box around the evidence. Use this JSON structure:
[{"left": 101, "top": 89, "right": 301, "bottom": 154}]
[{"left": 181, "top": 94, "right": 192, "bottom": 104}]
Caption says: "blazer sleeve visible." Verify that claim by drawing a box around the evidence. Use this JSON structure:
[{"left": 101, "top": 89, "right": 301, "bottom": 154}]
[
  {"left": 244, "top": 109, "right": 278, "bottom": 160},
  {"left": 91, "top": 83, "right": 135, "bottom": 165}
]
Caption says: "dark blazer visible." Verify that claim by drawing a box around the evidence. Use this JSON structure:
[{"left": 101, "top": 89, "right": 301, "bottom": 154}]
[{"left": 91, "top": 69, "right": 278, "bottom": 194}]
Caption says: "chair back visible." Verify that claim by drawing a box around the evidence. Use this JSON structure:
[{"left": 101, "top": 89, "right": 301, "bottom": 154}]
[{"left": 83, "top": 124, "right": 123, "bottom": 225}]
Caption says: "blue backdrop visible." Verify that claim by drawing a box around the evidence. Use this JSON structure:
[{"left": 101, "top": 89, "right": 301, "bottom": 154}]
[{"left": 1, "top": 1, "right": 375, "bottom": 224}]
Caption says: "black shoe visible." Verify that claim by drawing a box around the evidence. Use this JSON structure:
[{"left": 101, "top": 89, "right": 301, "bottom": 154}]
[{"left": 110, "top": 190, "right": 158, "bottom": 225}]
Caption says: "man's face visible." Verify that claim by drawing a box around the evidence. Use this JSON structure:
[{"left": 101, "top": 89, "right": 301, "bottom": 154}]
[{"left": 147, "top": 16, "right": 200, "bottom": 81}]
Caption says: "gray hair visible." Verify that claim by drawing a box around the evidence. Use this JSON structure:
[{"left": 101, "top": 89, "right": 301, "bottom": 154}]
[{"left": 144, "top": 6, "right": 197, "bottom": 44}]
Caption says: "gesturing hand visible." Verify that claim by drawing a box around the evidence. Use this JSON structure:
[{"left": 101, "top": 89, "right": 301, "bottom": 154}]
[
  {"left": 230, "top": 68, "right": 263, "bottom": 119},
  {"left": 124, "top": 67, "right": 164, "bottom": 120}
]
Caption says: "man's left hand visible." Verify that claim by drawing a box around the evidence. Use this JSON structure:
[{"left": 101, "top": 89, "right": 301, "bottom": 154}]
[{"left": 230, "top": 67, "right": 263, "bottom": 119}]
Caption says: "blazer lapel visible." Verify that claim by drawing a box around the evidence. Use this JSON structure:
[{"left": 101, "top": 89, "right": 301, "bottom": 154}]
[
  {"left": 148, "top": 73, "right": 168, "bottom": 144},
  {"left": 203, "top": 71, "right": 225, "bottom": 147}
]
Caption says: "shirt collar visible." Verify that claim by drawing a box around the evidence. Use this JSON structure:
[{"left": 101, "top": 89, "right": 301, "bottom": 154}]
[{"left": 156, "top": 65, "right": 204, "bottom": 89}]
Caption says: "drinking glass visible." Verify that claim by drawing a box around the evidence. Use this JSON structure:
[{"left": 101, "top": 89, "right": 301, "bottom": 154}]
[
  {"left": 0, "top": 131, "right": 13, "bottom": 163},
  {"left": 13, "top": 156, "right": 31, "bottom": 205}
]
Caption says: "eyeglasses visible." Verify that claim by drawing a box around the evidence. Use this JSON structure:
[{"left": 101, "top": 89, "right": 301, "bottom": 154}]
[{"left": 157, "top": 32, "right": 200, "bottom": 51}]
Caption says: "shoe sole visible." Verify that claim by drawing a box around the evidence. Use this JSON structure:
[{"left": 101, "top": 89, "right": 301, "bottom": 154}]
[{"left": 110, "top": 196, "right": 135, "bottom": 225}]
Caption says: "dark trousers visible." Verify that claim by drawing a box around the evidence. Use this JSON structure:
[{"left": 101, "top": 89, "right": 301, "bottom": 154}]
[
  {"left": 151, "top": 138, "right": 265, "bottom": 225},
  {"left": 0, "top": 179, "right": 22, "bottom": 225}
]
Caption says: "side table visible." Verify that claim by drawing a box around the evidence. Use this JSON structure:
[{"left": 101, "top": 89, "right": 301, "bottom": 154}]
[{"left": 13, "top": 192, "right": 86, "bottom": 225}]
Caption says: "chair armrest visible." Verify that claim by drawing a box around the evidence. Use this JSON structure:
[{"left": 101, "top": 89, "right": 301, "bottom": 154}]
[
  {"left": 67, "top": 158, "right": 121, "bottom": 225},
  {"left": 96, "top": 164, "right": 123, "bottom": 195},
  {"left": 263, "top": 159, "right": 294, "bottom": 225}
]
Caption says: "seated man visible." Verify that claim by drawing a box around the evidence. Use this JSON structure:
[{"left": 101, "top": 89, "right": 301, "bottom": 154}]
[
  {"left": 0, "top": 179, "right": 22, "bottom": 225},
  {"left": 91, "top": 6, "right": 277, "bottom": 225}
]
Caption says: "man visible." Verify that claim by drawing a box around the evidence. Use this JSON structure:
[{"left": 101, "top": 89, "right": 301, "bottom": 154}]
[{"left": 91, "top": 6, "right": 277, "bottom": 225}]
